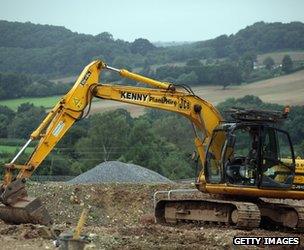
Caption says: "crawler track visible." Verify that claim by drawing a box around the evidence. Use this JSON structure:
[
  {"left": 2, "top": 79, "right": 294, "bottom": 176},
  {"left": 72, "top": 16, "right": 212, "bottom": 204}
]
[
  {"left": 257, "top": 200, "right": 304, "bottom": 229},
  {"left": 154, "top": 190, "right": 304, "bottom": 230}
]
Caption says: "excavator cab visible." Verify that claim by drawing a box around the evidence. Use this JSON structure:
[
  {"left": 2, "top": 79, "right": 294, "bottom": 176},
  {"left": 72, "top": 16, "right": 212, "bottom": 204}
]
[{"left": 205, "top": 109, "right": 295, "bottom": 190}]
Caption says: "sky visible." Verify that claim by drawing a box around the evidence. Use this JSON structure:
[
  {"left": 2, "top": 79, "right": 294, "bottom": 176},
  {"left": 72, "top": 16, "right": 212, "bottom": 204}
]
[{"left": 0, "top": 0, "right": 304, "bottom": 42}]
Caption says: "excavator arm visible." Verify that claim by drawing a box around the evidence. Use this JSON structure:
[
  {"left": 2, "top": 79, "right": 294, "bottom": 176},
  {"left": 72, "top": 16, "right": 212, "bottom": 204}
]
[
  {"left": 92, "top": 84, "right": 222, "bottom": 167},
  {"left": 0, "top": 60, "right": 222, "bottom": 225}
]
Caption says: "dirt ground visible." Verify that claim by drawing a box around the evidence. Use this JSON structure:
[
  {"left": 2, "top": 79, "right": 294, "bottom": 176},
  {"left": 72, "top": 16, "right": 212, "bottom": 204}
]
[{"left": 0, "top": 182, "right": 303, "bottom": 249}]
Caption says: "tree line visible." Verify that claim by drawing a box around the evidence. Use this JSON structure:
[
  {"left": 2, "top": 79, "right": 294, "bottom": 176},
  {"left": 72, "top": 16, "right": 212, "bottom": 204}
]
[
  {"left": 0, "top": 72, "right": 72, "bottom": 99},
  {"left": 145, "top": 54, "right": 300, "bottom": 88},
  {"left": 0, "top": 53, "right": 299, "bottom": 100},
  {"left": 197, "top": 21, "right": 304, "bottom": 58},
  {"left": 0, "top": 20, "right": 304, "bottom": 76},
  {"left": 0, "top": 106, "right": 195, "bottom": 179}
]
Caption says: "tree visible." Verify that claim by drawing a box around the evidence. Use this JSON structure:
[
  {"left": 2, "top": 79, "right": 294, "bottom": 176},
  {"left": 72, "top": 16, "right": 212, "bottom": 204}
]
[
  {"left": 0, "top": 114, "right": 9, "bottom": 137},
  {"left": 8, "top": 104, "right": 46, "bottom": 138},
  {"left": 239, "top": 52, "right": 257, "bottom": 80},
  {"left": 176, "top": 71, "right": 198, "bottom": 85},
  {"left": 159, "top": 151, "right": 194, "bottom": 179},
  {"left": 216, "top": 62, "right": 243, "bottom": 89},
  {"left": 74, "top": 109, "right": 132, "bottom": 168},
  {"left": 17, "top": 103, "right": 36, "bottom": 113},
  {"left": 0, "top": 105, "right": 15, "bottom": 138},
  {"left": 263, "top": 56, "right": 275, "bottom": 70},
  {"left": 130, "top": 38, "right": 155, "bottom": 55},
  {"left": 95, "top": 32, "right": 113, "bottom": 42},
  {"left": 150, "top": 113, "right": 194, "bottom": 153},
  {"left": 210, "top": 35, "right": 231, "bottom": 57},
  {"left": 282, "top": 55, "right": 293, "bottom": 73},
  {"left": 112, "top": 56, "right": 130, "bottom": 69},
  {"left": 186, "top": 59, "right": 202, "bottom": 67},
  {"left": 0, "top": 105, "right": 15, "bottom": 120},
  {"left": 124, "top": 118, "right": 165, "bottom": 173}
]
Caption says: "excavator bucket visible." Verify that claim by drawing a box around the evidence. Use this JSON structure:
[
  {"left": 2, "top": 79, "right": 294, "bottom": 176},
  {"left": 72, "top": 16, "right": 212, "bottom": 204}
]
[
  {"left": 0, "top": 196, "right": 52, "bottom": 225},
  {"left": 0, "top": 178, "right": 52, "bottom": 225}
]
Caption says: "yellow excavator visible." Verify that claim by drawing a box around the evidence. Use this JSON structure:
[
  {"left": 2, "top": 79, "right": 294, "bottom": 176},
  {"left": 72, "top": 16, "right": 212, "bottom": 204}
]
[{"left": 1, "top": 60, "right": 304, "bottom": 229}]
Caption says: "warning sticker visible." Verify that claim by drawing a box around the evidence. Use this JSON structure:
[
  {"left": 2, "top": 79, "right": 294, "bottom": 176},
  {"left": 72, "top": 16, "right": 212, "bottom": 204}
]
[{"left": 52, "top": 121, "right": 65, "bottom": 137}]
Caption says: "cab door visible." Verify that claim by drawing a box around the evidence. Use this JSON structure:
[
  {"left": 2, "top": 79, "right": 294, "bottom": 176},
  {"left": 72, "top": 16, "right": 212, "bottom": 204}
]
[{"left": 259, "top": 127, "right": 295, "bottom": 189}]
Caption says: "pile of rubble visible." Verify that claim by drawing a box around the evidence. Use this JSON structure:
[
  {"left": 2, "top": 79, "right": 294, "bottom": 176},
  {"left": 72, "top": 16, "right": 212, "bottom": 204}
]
[{"left": 68, "top": 161, "right": 173, "bottom": 184}]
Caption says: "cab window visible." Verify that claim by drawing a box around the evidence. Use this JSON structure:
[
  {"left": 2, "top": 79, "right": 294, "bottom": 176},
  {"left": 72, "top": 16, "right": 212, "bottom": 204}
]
[
  {"left": 261, "top": 127, "right": 294, "bottom": 188},
  {"left": 205, "top": 130, "right": 226, "bottom": 183},
  {"left": 224, "top": 126, "right": 258, "bottom": 186}
]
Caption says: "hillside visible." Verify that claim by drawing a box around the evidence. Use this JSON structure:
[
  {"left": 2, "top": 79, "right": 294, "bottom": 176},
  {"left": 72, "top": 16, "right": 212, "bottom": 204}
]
[
  {"left": 0, "top": 20, "right": 304, "bottom": 76},
  {"left": 1, "top": 68, "right": 303, "bottom": 116},
  {"left": 194, "top": 69, "right": 304, "bottom": 105},
  {"left": 89, "top": 69, "right": 304, "bottom": 117},
  {"left": 0, "top": 20, "right": 154, "bottom": 75},
  {"left": 195, "top": 21, "right": 304, "bottom": 57}
]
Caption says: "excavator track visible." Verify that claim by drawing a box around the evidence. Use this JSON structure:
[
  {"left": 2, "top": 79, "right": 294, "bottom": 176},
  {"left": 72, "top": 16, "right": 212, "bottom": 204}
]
[
  {"left": 154, "top": 190, "right": 304, "bottom": 230},
  {"left": 257, "top": 200, "right": 304, "bottom": 229},
  {"left": 230, "top": 202, "right": 261, "bottom": 229},
  {"left": 154, "top": 190, "right": 261, "bottom": 230}
]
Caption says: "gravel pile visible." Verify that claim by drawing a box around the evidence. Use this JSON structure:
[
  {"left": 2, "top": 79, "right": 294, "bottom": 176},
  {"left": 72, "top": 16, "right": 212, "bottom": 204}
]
[{"left": 68, "top": 161, "right": 173, "bottom": 184}]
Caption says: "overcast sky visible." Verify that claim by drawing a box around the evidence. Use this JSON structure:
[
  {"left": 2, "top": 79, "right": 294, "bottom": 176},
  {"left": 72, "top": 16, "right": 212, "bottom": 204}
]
[{"left": 0, "top": 0, "right": 304, "bottom": 42}]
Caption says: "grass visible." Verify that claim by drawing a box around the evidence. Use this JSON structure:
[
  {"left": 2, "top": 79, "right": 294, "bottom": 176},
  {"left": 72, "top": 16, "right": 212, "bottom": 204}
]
[
  {"left": 0, "top": 94, "right": 100, "bottom": 111},
  {"left": 0, "top": 145, "right": 34, "bottom": 154},
  {"left": 0, "top": 96, "right": 61, "bottom": 110}
]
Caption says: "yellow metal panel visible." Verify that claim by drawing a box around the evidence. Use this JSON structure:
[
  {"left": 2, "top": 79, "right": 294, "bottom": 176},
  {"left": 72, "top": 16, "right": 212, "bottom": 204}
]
[
  {"left": 119, "top": 69, "right": 173, "bottom": 90},
  {"left": 294, "top": 175, "right": 304, "bottom": 184},
  {"left": 283, "top": 158, "right": 304, "bottom": 174},
  {"left": 296, "top": 159, "right": 304, "bottom": 174},
  {"left": 205, "top": 184, "right": 304, "bottom": 199}
]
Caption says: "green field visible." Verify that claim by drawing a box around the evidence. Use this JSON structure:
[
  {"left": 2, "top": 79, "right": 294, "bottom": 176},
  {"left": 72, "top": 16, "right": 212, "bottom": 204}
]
[
  {"left": 0, "top": 95, "right": 101, "bottom": 110},
  {"left": 0, "top": 96, "right": 61, "bottom": 110},
  {"left": 0, "top": 145, "right": 34, "bottom": 154}
]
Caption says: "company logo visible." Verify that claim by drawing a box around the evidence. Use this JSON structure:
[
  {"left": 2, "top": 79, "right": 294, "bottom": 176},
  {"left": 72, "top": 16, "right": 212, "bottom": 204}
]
[
  {"left": 120, "top": 91, "right": 149, "bottom": 102},
  {"left": 80, "top": 71, "right": 92, "bottom": 85},
  {"left": 119, "top": 91, "right": 191, "bottom": 110}
]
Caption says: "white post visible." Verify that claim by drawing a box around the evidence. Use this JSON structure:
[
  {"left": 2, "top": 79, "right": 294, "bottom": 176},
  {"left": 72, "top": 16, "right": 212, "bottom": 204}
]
[{"left": 10, "top": 138, "right": 32, "bottom": 164}]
